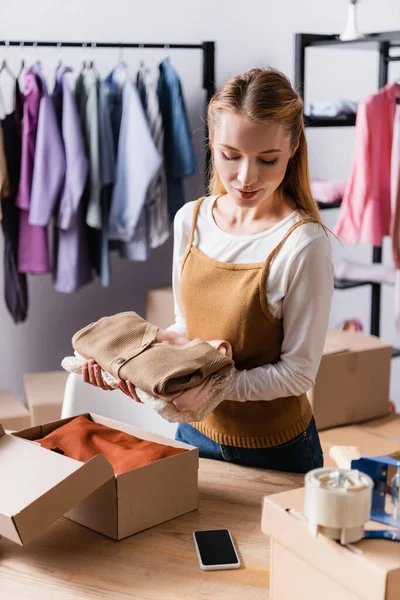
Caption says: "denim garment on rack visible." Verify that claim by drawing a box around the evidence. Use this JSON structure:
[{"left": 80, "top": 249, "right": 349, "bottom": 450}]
[{"left": 157, "top": 58, "right": 197, "bottom": 220}]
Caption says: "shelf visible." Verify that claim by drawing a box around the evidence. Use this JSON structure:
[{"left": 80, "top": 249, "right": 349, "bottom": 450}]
[
  {"left": 301, "top": 31, "right": 400, "bottom": 50},
  {"left": 317, "top": 200, "right": 342, "bottom": 210},
  {"left": 334, "top": 277, "right": 373, "bottom": 290},
  {"left": 305, "top": 114, "right": 356, "bottom": 128}
]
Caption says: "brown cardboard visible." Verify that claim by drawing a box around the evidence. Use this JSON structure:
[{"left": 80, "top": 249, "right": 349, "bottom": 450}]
[
  {"left": 261, "top": 487, "right": 400, "bottom": 600},
  {"left": 307, "top": 330, "right": 392, "bottom": 430},
  {"left": 15, "top": 413, "right": 199, "bottom": 541},
  {"left": 145, "top": 286, "right": 174, "bottom": 329},
  {"left": 0, "top": 389, "right": 30, "bottom": 431},
  {"left": 320, "top": 413, "right": 400, "bottom": 467},
  {"left": 23, "top": 371, "right": 68, "bottom": 426},
  {"left": 0, "top": 423, "right": 114, "bottom": 545}
]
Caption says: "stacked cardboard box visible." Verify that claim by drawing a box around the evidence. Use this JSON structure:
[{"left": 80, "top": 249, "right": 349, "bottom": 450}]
[
  {"left": 308, "top": 329, "right": 392, "bottom": 430},
  {"left": 0, "top": 389, "right": 30, "bottom": 431},
  {"left": 24, "top": 371, "right": 68, "bottom": 426},
  {"left": 146, "top": 286, "right": 175, "bottom": 329}
]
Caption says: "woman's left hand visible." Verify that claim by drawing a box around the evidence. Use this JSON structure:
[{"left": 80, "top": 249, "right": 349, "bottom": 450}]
[{"left": 117, "top": 379, "right": 143, "bottom": 403}]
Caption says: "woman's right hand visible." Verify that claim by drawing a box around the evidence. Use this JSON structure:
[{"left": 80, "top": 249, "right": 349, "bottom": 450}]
[{"left": 82, "top": 359, "right": 114, "bottom": 391}]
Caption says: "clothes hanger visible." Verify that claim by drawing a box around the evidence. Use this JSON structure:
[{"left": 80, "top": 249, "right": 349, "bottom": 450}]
[
  {"left": 79, "top": 42, "right": 88, "bottom": 73},
  {"left": 85, "top": 43, "right": 100, "bottom": 78},
  {"left": 17, "top": 41, "right": 26, "bottom": 80},
  {"left": 56, "top": 42, "right": 63, "bottom": 69},
  {"left": 0, "top": 41, "right": 16, "bottom": 79},
  {"left": 31, "top": 41, "right": 42, "bottom": 71},
  {"left": 138, "top": 43, "right": 145, "bottom": 69}
]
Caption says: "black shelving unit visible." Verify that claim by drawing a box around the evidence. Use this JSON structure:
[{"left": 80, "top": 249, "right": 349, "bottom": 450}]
[{"left": 295, "top": 31, "right": 400, "bottom": 357}]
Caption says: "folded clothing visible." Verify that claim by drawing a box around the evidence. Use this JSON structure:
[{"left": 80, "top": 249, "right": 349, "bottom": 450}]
[
  {"left": 63, "top": 312, "right": 235, "bottom": 423},
  {"left": 335, "top": 259, "right": 395, "bottom": 286},
  {"left": 72, "top": 311, "right": 234, "bottom": 395},
  {"left": 311, "top": 179, "right": 346, "bottom": 204},
  {"left": 34, "top": 415, "right": 187, "bottom": 474},
  {"left": 305, "top": 99, "right": 358, "bottom": 117}
]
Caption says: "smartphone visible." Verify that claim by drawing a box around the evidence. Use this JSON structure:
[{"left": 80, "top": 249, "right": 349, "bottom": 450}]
[{"left": 193, "top": 529, "right": 240, "bottom": 571}]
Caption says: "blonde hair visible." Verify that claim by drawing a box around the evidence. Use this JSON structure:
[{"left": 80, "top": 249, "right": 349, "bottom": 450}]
[{"left": 207, "top": 67, "right": 322, "bottom": 224}]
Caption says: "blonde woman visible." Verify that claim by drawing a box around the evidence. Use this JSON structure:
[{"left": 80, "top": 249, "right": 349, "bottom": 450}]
[{"left": 84, "top": 68, "right": 333, "bottom": 473}]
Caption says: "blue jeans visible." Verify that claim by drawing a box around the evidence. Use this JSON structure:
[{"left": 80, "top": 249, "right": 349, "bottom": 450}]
[{"left": 175, "top": 417, "right": 323, "bottom": 473}]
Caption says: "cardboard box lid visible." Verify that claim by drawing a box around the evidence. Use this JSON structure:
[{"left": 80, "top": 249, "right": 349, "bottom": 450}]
[
  {"left": 323, "top": 330, "right": 392, "bottom": 356},
  {"left": 0, "top": 423, "right": 114, "bottom": 545},
  {"left": 262, "top": 487, "right": 400, "bottom": 600}
]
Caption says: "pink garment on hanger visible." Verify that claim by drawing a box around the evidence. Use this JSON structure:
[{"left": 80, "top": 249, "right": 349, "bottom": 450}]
[
  {"left": 335, "top": 82, "right": 400, "bottom": 247},
  {"left": 390, "top": 102, "right": 400, "bottom": 330}
]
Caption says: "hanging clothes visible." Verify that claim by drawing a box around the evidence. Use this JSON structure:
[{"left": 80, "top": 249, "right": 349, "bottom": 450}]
[
  {"left": 157, "top": 58, "right": 197, "bottom": 220},
  {"left": 75, "top": 70, "right": 101, "bottom": 230},
  {"left": 136, "top": 64, "right": 170, "bottom": 249},
  {"left": 108, "top": 72, "right": 161, "bottom": 260},
  {"left": 104, "top": 67, "right": 123, "bottom": 155},
  {"left": 104, "top": 66, "right": 147, "bottom": 262},
  {"left": 335, "top": 82, "right": 400, "bottom": 246},
  {"left": 0, "top": 125, "right": 10, "bottom": 212},
  {"left": 52, "top": 66, "right": 92, "bottom": 294},
  {"left": 391, "top": 100, "right": 400, "bottom": 330},
  {"left": 97, "top": 79, "right": 116, "bottom": 287},
  {"left": 0, "top": 81, "right": 28, "bottom": 323},
  {"left": 29, "top": 65, "right": 65, "bottom": 230},
  {"left": 16, "top": 65, "right": 51, "bottom": 274},
  {"left": 75, "top": 69, "right": 102, "bottom": 278}
]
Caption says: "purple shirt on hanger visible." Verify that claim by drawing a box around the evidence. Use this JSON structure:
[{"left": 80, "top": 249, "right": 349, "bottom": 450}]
[
  {"left": 52, "top": 66, "right": 92, "bottom": 293},
  {"left": 16, "top": 65, "right": 51, "bottom": 274},
  {"left": 29, "top": 65, "right": 65, "bottom": 228}
]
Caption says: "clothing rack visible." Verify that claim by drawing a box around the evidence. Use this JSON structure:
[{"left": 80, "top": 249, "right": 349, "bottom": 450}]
[
  {"left": 0, "top": 39, "right": 216, "bottom": 186},
  {"left": 294, "top": 30, "right": 400, "bottom": 357}
]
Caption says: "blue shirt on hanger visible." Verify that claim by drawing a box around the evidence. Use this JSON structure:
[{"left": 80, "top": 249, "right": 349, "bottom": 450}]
[{"left": 157, "top": 58, "right": 197, "bottom": 220}]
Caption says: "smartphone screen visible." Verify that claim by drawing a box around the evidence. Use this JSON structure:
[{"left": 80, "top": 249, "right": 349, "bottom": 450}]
[{"left": 193, "top": 529, "right": 240, "bottom": 569}]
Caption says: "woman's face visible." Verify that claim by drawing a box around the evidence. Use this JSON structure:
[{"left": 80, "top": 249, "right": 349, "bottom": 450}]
[{"left": 212, "top": 111, "right": 295, "bottom": 208}]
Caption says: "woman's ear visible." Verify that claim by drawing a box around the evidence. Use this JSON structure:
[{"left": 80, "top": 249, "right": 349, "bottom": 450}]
[{"left": 291, "top": 141, "right": 299, "bottom": 157}]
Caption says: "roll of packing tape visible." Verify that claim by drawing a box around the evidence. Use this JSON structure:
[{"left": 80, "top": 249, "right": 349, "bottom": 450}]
[{"left": 304, "top": 467, "right": 373, "bottom": 544}]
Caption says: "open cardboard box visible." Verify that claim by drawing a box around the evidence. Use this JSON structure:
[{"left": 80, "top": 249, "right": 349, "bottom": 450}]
[
  {"left": 307, "top": 330, "right": 392, "bottom": 430},
  {"left": 146, "top": 286, "right": 175, "bottom": 329},
  {"left": 1, "top": 413, "right": 198, "bottom": 545},
  {"left": 262, "top": 487, "right": 400, "bottom": 600}
]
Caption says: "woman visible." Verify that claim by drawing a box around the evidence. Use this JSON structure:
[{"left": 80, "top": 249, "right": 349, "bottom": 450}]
[{"left": 84, "top": 68, "right": 334, "bottom": 473}]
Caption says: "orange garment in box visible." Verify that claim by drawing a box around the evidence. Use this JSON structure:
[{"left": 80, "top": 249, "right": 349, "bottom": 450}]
[{"left": 34, "top": 415, "right": 187, "bottom": 474}]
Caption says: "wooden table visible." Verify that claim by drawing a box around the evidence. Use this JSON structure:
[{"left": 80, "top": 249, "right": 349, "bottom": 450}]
[{"left": 0, "top": 458, "right": 303, "bottom": 599}]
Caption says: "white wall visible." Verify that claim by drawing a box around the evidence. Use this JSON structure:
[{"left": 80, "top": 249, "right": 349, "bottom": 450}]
[{"left": 1, "top": 0, "right": 400, "bottom": 408}]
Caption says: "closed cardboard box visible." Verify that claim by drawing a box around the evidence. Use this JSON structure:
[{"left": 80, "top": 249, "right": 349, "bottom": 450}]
[
  {"left": 24, "top": 371, "right": 68, "bottom": 426},
  {"left": 307, "top": 330, "right": 392, "bottom": 430},
  {"left": 0, "top": 390, "right": 30, "bottom": 431},
  {"left": 320, "top": 413, "right": 400, "bottom": 467},
  {"left": 262, "top": 487, "right": 400, "bottom": 600},
  {"left": 2, "top": 413, "right": 198, "bottom": 545},
  {"left": 146, "top": 286, "right": 174, "bottom": 329}
]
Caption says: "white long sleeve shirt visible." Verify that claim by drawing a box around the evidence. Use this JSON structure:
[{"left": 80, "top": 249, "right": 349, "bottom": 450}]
[{"left": 168, "top": 196, "right": 334, "bottom": 402}]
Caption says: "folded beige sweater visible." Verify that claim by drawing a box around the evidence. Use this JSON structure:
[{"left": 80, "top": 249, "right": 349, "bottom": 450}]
[
  {"left": 72, "top": 312, "right": 233, "bottom": 395},
  {"left": 62, "top": 312, "right": 235, "bottom": 423}
]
